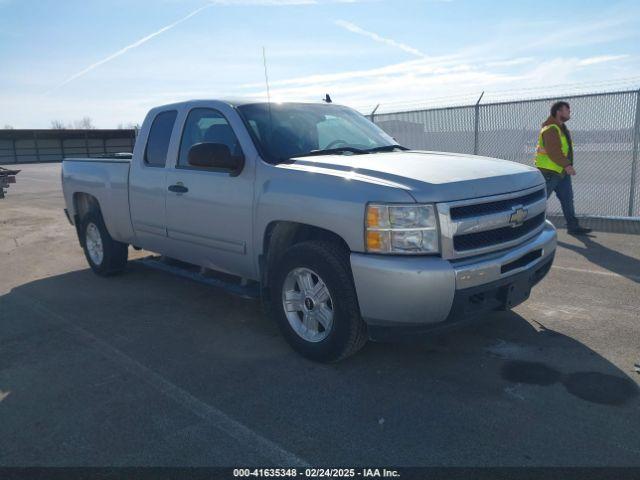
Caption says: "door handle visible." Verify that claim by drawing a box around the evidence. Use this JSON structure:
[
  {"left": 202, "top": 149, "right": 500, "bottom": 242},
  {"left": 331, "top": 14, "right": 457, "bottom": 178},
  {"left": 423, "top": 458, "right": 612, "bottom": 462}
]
[{"left": 168, "top": 183, "right": 188, "bottom": 194}]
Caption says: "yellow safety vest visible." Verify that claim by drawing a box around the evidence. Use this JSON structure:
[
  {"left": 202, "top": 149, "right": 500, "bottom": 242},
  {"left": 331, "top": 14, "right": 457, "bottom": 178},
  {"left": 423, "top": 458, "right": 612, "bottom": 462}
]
[{"left": 534, "top": 124, "right": 569, "bottom": 174}]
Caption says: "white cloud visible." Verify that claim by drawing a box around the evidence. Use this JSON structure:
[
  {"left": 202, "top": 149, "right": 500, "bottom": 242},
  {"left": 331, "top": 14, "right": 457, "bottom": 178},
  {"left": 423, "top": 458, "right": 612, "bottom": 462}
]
[
  {"left": 577, "top": 54, "right": 630, "bottom": 66},
  {"left": 241, "top": 54, "right": 468, "bottom": 89},
  {"left": 209, "top": 0, "right": 317, "bottom": 4},
  {"left": 335, "top": 19, "right": 426, "bottom": 58},
  {"left": 208, "top": 0, "right": 375, "bottom": 4},
  {"left": 485, "top": 57, "right": 535, "bottom": 68},
  {"left": 237, "top": 52, "right": 635, "bottom": 113}
]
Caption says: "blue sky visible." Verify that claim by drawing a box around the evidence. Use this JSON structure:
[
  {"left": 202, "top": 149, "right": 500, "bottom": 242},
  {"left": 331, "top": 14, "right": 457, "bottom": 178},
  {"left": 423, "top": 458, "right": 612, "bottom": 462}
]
[{"left": 1, "top": 0, "right": 640, "bottom": 128}]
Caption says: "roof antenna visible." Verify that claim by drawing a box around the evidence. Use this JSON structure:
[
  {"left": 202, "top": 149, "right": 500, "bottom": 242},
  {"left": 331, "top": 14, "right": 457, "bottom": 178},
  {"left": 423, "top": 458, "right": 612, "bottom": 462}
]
[
  {"left": 323, "top": 93, "right": 332, "bottom": 103},
  {"left": 262, "top": 46, "right": 274, "bottom": 140}
]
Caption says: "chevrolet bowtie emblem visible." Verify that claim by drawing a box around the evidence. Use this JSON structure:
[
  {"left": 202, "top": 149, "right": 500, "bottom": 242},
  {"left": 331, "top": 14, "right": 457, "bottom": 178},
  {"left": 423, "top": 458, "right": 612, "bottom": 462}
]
[{"left": 509, "top": 206, "right": 528, "bottom": 226}]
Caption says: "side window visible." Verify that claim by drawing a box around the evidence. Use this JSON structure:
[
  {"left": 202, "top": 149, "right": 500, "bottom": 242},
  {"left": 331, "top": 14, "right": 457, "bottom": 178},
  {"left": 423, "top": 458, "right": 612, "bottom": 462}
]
[
  {"left": 178, "top": 108, "right": 242, "bottom": 167},
  {"left": 144, "top": 110, "right": 177, "bottom": 167}
]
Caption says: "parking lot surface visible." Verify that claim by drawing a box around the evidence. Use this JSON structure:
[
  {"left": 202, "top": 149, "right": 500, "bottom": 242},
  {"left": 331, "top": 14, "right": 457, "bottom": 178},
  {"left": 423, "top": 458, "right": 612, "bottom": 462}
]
[{"left": 1, "top": 163, "right": 639, "bottom": 466}]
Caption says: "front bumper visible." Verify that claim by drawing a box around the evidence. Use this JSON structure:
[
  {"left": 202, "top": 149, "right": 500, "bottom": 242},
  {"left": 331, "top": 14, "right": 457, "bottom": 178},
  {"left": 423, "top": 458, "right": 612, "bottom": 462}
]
[{"left": 350, "top": 221, "right": 557, "bottom": 339}]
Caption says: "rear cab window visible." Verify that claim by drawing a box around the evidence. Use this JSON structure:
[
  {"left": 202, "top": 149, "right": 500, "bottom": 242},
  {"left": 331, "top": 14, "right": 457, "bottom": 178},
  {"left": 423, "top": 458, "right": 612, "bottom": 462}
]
[{"left": 144, "top": 110, "right": 177, "bottom": 167}]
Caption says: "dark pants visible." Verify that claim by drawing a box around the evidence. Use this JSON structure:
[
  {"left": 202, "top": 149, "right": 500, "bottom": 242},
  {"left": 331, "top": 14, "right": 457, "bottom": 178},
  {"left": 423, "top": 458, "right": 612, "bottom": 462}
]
[{"left": 544, "top": 173, "right": 578, "bottom": 229}]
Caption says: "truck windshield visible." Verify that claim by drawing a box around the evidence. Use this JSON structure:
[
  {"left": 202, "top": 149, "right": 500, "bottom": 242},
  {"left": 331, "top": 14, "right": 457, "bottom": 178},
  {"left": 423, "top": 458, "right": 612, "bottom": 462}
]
[{"left": 236, "top": 103, "right": 403, "bottom": 163}]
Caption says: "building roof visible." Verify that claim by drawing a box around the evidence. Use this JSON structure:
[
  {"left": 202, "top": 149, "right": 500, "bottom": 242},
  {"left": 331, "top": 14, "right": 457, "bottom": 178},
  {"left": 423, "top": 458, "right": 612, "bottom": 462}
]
[{"left": 0, "top": 129, "right": 135, "bottom": 140}]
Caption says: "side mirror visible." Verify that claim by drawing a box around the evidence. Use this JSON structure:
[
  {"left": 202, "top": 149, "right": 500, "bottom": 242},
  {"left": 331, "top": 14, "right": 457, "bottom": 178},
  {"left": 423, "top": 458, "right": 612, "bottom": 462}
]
[{"left": 187, "top": 142, "right": 243, "bottom": 175}]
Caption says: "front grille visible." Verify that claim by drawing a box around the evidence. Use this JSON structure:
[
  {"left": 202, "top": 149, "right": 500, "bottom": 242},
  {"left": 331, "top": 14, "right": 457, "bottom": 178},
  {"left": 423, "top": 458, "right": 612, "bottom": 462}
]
[
  {"left": 454, "top": 213, "right": 545, "bottom": 252},
  {"left": 450, "top": 189, "right": 545, "bottom": 220}
]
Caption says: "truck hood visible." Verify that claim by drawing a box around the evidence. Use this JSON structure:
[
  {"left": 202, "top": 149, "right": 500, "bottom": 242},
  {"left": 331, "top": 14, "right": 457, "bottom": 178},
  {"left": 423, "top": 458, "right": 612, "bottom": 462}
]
[{"left": 285, "top": 150, "right": 544, "bottom": 202}]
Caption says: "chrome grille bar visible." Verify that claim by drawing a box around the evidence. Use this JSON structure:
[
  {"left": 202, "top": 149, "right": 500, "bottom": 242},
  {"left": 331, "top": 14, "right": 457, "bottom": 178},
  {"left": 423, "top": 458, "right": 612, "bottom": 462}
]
[{"left": 437, "top": 185, "right": 547, "bottom": 259}]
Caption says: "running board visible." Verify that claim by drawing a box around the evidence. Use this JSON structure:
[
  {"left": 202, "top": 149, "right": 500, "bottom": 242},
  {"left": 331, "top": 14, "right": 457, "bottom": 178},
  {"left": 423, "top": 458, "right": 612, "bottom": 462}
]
[{"left": 134, "top": 256, "right": 260, "bottom": 300}]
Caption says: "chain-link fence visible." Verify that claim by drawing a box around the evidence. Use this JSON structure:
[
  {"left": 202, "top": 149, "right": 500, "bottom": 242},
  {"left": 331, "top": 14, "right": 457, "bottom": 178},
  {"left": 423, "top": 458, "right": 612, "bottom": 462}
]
[{"left": 373, "top": 89, "right": 640, "bottom": 218}]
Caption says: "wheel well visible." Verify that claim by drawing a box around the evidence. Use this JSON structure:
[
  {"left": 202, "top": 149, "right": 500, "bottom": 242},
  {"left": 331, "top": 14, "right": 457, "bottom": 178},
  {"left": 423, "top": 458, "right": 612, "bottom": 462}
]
[
  {"left": 261, "top": 221, "right": 350, "bottom": 286},
  {"left": 72, "top": 193, "right": 101, "bottom": 246},
  {"left": 73, "top": 192, "right": 101, "bottom": 221}
]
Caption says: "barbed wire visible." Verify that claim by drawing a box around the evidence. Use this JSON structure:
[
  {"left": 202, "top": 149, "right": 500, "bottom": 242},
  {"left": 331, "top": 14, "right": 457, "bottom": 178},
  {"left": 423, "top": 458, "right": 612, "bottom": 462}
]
[{"left": 351, "top": 76, "right": 640, "bottom": 115}]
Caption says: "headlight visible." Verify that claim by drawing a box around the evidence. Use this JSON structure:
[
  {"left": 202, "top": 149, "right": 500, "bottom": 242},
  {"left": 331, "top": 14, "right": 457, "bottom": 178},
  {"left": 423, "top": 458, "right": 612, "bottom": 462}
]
[{"left": 365, "top": 203, "right": 439, "bottom": 254}]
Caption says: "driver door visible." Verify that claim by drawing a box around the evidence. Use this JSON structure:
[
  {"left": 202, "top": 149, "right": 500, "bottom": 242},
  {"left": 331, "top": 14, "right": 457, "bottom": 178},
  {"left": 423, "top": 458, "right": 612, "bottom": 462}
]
[{"left": 163, "top": 107, "right": 254, "bottom": 279}]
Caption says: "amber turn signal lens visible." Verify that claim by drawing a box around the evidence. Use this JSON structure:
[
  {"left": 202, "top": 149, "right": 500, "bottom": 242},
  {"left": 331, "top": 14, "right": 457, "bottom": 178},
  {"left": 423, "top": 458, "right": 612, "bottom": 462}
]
[
  {"left": 366, "top": 231, "right": 382, "bottom": 250},
  {"left": 366, "top": 206, "right": 381, "bottom": 228}
]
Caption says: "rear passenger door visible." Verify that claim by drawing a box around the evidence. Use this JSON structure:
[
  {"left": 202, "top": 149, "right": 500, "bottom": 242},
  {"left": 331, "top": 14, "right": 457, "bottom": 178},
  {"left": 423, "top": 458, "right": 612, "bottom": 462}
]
[{"left": 129, "top": 109, "right": 177, "bottom": 252}]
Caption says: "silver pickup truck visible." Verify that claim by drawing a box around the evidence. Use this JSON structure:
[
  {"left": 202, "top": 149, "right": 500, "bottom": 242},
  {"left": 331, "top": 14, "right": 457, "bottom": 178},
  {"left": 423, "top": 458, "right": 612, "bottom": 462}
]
[{"left": 62, "top": 100, "right": 556, "bottom": 361}]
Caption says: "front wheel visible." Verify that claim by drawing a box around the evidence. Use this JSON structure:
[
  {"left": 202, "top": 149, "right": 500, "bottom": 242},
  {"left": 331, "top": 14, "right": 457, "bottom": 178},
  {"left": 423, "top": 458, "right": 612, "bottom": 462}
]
[
  {"left": 80, "top": 212, "right": 128, "bottom": 276},
  {"left": 270, "top": 241, "right": 367, "bottom": 362}
]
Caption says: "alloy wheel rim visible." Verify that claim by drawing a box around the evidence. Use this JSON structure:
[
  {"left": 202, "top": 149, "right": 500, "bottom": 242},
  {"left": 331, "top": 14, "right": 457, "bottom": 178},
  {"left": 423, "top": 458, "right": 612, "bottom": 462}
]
[
  {"left": 85, "top": 223, "right": 104, "bottom": 266},
  {"left": 282, "top": 267, "right": 334, "bottom": 342}
]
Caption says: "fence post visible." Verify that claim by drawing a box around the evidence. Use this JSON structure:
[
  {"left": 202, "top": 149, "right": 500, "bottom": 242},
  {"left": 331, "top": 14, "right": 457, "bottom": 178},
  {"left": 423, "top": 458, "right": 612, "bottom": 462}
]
[
  {"left": 473, "top": 91, "right": 484, "bottom": 155},
  {"left": 629, "top": 89, "right": 640, "bottom": 217},
  {"left": 370, "top": 104, "right": 380, "bottom": 123}
]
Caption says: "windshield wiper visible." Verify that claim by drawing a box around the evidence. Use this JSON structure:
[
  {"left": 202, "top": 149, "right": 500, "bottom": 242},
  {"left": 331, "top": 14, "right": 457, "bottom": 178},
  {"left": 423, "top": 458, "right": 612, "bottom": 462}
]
[
  {"left": 295, "top": 147, "right": 368, "bottom": 158},
  {"left": 364, "top": 144, "right": 409, "bottom": 153},
  {"left": 291, "top": 144, "right": 408, "bottom": 159}
]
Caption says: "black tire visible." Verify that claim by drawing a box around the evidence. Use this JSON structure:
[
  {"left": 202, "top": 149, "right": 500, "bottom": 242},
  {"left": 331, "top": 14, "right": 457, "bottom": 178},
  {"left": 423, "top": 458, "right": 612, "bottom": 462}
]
[
  {"left": 80, "top": 211, "right": 128, "bottom": 276},
  {"left": 270, "top": 241, "right": 367, "bottom": 362}
]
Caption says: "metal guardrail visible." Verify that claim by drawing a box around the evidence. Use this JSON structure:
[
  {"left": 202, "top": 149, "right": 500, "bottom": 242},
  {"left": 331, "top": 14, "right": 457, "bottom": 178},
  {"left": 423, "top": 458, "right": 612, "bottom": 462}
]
[
  {"left": 373, "top": 89, "right": 640, "bottom": 218},
  {"left": 0, "top": 129, "right": 136, "bottom": 165}
]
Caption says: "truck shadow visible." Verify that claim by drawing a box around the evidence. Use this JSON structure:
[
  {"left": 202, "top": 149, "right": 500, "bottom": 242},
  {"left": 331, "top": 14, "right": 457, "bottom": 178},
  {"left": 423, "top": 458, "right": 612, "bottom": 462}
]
[{"left": 2, "top": 262, "right": 639, "bottom": 464}]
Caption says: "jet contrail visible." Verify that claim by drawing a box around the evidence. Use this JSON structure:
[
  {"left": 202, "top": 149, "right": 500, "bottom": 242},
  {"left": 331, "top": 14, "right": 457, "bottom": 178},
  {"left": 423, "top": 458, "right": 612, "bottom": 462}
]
[
  {"left": 335, "top": 19, "right": 426, "bottom": 58},
  {"left": 45, "top": 3, "right": 214, "bottom": 94}
]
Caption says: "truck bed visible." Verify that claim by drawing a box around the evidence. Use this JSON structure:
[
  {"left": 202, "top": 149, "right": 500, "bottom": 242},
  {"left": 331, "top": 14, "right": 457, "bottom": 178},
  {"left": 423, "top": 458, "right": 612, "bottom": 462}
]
[{"left": 61, "top": 157, "right": 135, "bottom": 243}]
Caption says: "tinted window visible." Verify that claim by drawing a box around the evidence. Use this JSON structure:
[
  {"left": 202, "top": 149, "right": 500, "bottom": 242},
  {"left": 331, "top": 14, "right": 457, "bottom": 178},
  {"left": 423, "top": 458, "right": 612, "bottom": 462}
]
[
  {"left": 178, "top": 108, "right": 242, "bottom": 167},
  {"left": 145, "top": 110, "right": 177, "bottom": 167}
]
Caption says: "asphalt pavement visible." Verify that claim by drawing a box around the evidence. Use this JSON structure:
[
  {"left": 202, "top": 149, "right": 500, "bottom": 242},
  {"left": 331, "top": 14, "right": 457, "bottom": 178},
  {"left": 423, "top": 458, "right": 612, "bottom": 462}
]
[{"left": 1, "top": 163, "right": 639, "bottom": 466}]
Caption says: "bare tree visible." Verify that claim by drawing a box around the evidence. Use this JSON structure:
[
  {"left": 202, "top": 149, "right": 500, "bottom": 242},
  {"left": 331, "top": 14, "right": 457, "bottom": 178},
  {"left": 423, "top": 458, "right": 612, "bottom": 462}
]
[
  {"left": 3, "top": 125, "right": 14, "bottom": 129},
  {"left": 74, "top": 117, "right": 95, "bottom": 129},
  {"left": 51, "top": 120, "right": 67, "bottom": 129},
  {"left": 117, "top": 122, "right": 140, "bottom": 130}
]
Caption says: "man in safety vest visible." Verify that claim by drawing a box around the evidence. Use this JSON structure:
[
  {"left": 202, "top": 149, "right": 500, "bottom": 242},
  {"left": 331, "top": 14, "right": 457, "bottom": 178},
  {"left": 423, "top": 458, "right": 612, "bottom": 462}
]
[{"left": 535, "top": 101, "right": 591, "bottom": 235}]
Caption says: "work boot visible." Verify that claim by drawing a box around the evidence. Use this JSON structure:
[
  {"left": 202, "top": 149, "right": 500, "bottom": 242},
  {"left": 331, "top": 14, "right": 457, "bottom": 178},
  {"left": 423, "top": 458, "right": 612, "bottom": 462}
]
[{"left": 567, "top": 226, "right": 592, "bottom": 235}]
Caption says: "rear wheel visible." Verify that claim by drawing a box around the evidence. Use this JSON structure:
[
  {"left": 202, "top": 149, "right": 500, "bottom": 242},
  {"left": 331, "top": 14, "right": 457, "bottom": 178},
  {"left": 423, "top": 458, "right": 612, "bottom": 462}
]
[
  {"left": 270, "top": 241, "right": 367, "bottom": 362},
  {"left": 80, "top": 211, "right": 128, "bottom": 276}
]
